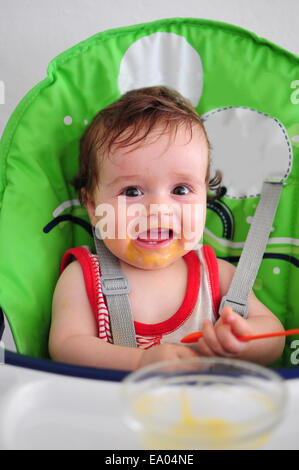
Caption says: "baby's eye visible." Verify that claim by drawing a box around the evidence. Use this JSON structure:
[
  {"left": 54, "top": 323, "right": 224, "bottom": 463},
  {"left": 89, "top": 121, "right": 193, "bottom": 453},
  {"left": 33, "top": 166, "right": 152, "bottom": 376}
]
[
  {"left": 172, "top": 185, "right": 190, "bottom": 196},
  {"left": 122, "top": 186, "right": 143, "bottom": 197}
]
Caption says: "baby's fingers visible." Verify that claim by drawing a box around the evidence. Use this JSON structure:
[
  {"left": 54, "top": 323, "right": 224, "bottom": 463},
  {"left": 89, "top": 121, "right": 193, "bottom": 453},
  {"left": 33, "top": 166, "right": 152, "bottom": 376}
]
[
  {"left": 197, "top": 337, "right": 214, "bottom": 357},
  {"left": 216, "top": 324, "right": 249, "bottom": 355},
  {"left": 198, "top": 319, "right": 227, "bottom": 356},
  {"left": 221, "top": 308, "right": 252, "bottom": 338}
]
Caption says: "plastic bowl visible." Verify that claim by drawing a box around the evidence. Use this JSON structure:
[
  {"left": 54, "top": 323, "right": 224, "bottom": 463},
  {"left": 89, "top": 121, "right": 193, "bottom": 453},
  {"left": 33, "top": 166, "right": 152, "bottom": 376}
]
[{"left": 122, "top": 357, "right": 287, "bottom": 450}]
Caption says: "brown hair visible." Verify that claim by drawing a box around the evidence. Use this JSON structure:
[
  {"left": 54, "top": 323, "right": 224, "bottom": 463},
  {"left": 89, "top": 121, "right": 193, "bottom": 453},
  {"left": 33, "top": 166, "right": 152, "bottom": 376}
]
[{"left": 73, "top": 86, "right": 222, "bottom": 203}]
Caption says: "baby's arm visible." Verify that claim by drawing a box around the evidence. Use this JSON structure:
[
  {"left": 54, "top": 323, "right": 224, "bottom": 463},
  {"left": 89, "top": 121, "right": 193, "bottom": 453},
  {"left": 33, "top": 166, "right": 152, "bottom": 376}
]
[
  {"left": 197, "top": 258, "right": 285, "bottom": 365},
  {"left": 49, "top": 261, "right": 198, "bottom": 370}
]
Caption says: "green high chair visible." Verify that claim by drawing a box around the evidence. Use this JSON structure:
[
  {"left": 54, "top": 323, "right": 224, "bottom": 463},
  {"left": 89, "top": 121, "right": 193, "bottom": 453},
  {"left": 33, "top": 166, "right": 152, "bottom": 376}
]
[{"left": 0, "top": 18, "right": 298, "bottom": 374}]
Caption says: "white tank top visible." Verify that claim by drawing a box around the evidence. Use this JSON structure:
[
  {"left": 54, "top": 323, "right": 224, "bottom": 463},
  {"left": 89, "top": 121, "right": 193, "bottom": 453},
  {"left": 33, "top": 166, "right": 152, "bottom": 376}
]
[{"left": 61, "top": 245, "right": 221, "bottom": 349}]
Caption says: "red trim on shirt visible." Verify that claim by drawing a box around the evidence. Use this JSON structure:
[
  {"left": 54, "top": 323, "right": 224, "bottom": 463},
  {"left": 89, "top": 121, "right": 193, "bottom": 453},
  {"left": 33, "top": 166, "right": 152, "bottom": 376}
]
[
  {"left": 202, "top": 245, "right": 221, "bottom": 319},
  {"left": 134, "top": 250, "right": 200, "bottom": 336},
  {"left": 61, "top": 247, "right": 100, "bottom": 322}
]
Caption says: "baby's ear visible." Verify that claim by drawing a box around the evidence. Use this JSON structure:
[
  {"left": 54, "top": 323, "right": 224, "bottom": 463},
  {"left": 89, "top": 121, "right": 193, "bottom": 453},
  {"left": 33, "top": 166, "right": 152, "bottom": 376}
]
[{"left": 81, "top": 188, "right": 97, "bottom": 226}]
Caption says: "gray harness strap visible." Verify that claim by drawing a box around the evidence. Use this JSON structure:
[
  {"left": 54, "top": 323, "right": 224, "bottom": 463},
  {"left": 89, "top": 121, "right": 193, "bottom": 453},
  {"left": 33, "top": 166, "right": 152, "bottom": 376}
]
[
  {"left": 219, "top": 181, "right": 283, "bottom": 318},
  {"left": 92, "top": 227, "right": 137, "bottom": 347}
]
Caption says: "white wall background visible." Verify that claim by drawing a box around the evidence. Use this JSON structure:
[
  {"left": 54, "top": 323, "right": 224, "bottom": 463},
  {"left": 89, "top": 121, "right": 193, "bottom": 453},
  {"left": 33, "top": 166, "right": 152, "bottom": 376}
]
[
  {"left": 0, "top": 0, "right": 298, "bottom": 350},
  {"left": 0, "top": 0, "right": 298, "bottom": 136}
]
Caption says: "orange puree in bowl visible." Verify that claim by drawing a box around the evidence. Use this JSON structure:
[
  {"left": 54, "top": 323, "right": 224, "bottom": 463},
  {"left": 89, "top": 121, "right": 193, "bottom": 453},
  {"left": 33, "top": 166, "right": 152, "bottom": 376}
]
[
  {"left": 170, "top": 390, "right": 241, "bottom": 442},
  {"left": 134, "top": 390, "right": 270, "bottom": 450}
]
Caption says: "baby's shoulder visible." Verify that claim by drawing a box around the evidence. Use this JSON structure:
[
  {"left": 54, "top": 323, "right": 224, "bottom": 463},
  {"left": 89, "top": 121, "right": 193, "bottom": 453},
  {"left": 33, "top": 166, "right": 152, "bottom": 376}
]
[
  {"left": 52, "top": 249, "right": 95, "bottom": 323},
  {"left": 58, "top": 245, "right": 95, "bottom": 287},
  {"left": 216, "top": 257, "right": 236, "bottom": 298},
  {"left": 57, "top": 257, "right": 84, "bottom": 292}
]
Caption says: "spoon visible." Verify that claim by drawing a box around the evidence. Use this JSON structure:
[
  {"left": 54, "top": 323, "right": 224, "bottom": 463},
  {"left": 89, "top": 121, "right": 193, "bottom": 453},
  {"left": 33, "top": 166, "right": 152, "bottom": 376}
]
[{"left": 181, "top": 328, "right": 299, "bottom": 344}]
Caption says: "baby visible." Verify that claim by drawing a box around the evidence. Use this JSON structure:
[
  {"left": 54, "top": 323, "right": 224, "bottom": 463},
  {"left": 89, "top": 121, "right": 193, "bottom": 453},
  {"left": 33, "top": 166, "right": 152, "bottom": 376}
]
[{"left": 49, "top": 86, "right": 285, "bottom": 370}]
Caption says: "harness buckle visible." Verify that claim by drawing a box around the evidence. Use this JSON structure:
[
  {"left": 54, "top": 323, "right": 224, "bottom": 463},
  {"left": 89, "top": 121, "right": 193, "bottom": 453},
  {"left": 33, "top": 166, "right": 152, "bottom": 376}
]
[
  {"left": 100, "top": 274, "right": 130, "bottom": 296},
  {"left": 219, "top": 295, "right": 249, "bottom": 319}
]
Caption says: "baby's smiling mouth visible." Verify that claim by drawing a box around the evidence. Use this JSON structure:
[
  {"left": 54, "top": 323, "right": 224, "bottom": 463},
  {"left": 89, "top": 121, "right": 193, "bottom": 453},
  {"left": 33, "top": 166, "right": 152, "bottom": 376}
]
[{"left": 135, "top": 228, "right": 175, "bottom": 247}]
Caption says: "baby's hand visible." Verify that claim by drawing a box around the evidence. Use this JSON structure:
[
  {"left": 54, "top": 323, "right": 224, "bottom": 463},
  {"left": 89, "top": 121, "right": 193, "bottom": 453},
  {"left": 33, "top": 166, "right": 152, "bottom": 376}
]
[
  {"left": 138, "top": 343, "right": 199, "bottom": 368},
  {"left": 197, "top": 306, "right": 253, "bottom": 358}
]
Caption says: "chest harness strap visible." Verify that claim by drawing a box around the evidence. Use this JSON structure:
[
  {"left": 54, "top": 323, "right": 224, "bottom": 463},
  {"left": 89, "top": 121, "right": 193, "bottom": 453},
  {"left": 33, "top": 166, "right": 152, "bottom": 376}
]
[
  {"left": 92, "top": 226, "right": 137, "bottom": 347},
  {"left": 219, "top": 180, "right": 283, "bottom": 318}
]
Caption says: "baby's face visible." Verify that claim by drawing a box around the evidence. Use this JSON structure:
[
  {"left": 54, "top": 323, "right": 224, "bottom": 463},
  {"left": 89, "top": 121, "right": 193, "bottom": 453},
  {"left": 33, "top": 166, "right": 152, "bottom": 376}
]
[{"left": 87, "top": 125, "right": 209, "bottom": 270}]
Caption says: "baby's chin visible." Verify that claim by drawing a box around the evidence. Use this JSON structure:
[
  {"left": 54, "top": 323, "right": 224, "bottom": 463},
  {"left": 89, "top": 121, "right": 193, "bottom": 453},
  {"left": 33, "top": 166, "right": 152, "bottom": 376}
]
[
  {"left": 104, "top": 237, "right": 196, "bottom": 271},
  {"left": 120, "top": 254, "right": 180, "bottom": 271}
]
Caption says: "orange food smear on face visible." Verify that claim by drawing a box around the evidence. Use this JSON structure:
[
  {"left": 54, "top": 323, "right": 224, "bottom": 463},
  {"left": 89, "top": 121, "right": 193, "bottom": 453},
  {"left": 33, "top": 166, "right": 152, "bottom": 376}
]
[{"left": 125, "top": 238, "right": 185, "bottom": 269}]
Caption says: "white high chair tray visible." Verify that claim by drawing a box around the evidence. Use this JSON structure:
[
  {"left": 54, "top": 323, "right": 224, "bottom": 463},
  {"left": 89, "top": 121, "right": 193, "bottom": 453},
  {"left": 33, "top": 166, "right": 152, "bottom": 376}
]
[{"left": 0, "top": 363, "right": 297, "bottom": 450}]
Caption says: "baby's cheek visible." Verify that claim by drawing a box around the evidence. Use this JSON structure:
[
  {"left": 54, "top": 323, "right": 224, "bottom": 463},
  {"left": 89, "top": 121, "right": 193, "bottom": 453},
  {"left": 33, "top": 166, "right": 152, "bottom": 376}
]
[{"left": 180, "top": 202, "right": 206, "bottom": 249}]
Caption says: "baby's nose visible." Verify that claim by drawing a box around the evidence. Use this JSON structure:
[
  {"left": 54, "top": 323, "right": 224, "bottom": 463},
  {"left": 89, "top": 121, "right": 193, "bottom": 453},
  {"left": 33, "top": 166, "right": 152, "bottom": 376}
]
[
  {"left": 147, "top": 203, "right": 179, "bottom": 230},
  {"left": 145, "top": 200, "right": 173, "bottom": 217}
]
